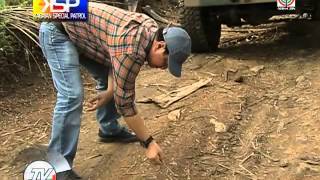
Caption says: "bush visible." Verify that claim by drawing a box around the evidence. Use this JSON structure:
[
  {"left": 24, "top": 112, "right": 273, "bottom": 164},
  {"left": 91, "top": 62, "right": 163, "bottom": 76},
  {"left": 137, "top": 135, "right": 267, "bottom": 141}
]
[
  {"left": 0, "top": 23, "right": 27, "bottom": 86},
  {"left": 0, "top": 1, "right": 39, "bottom": 88},
  {"left": 5, "top": 0, "right": 31, "bottom": 6}
]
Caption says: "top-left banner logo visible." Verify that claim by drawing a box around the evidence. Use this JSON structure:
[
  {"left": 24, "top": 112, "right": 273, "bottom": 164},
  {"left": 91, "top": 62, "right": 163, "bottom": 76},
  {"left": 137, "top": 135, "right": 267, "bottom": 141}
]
[{"left": 33, "top": 0, "right": 88, "bottom": 21}]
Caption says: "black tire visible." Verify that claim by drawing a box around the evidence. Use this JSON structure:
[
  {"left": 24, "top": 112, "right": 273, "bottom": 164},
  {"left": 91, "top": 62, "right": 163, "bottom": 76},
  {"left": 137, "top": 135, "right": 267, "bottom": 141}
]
[
  {"left": 312, "top": 1, "right": 320, "bottom": 20},
  {"left": 180, "top": 7, "right": 221, "bottom": 53}
]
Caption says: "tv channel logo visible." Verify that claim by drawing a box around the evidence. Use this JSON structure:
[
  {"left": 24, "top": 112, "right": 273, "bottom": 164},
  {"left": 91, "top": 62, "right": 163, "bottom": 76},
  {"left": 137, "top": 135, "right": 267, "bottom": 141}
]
[
  {"left": 33, "top": 0, "right": 88, "bottom": 20},
  {"left": 24, "top": 160, "right": 56, "bottom": 180},
  {"left": 277, "top": 0, "right": 295, "bottom": 10}
]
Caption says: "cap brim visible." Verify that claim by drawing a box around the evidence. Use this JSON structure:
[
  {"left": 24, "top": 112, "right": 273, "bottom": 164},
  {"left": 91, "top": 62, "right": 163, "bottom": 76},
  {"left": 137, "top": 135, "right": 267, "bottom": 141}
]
[{"left": 168, "top": 53, "right": 182, "bottom": 77}]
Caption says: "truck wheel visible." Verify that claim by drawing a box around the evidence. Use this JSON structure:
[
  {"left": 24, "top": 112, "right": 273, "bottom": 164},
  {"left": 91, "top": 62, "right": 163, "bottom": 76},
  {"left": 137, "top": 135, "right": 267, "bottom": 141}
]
[
  {"left": 312, "top": 1, "right": 320, "bottom": 20},
  {"left": 180, "top": 7, "right": 221, "bottom": 53}
]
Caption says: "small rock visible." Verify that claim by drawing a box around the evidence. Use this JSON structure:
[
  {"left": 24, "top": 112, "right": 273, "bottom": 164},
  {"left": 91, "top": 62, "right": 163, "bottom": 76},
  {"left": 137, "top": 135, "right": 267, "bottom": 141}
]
[
  {"left": 296, "top": 75, "right": 306, "bottom": 84},
  {"left": 234, "top": 75, "right": 244, "bottom": 83},
  {"left": 169, "top": 161, "right": 178, "bottom": 166},
  {"left": 278, "top": 96, "right": 288, "bottom": 101},
  {"left": 168, "top": 109, "right": 181, "bottom": 121},
  {"left": 26, "top": 82, "right": 34, "bottom": 86},
  {"left": 164, "top": 140, "right": 171, "bottom": 145},
  {"left": 250, "top": 65, "right": 265, "bottom": 73},
  {"left": 235, "top": 115, "right": 242, "bottom": 120},
  {"left": 279, "top": 160, "right": 289, "bottom": 168},
  {"left": 209, "top": 119, "right": 227, "bottom": 133}
]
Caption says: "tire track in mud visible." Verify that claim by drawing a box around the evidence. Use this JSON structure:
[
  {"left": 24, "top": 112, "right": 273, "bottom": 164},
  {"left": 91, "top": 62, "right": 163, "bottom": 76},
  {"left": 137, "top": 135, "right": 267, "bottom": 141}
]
[{"left": 211, "top": 60, "right": 320, "bottom": 180}]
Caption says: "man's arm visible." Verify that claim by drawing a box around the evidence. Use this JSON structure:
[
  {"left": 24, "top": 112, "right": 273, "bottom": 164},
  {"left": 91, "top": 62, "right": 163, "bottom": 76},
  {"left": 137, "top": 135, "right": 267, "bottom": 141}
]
[
  {"left": 112, "top": 54, "right": 164, "bottom": 163},
  {"left": 123, "top": 114, "right": 150, "bottom": 141},
  {"left": 87, "top": 69, "right": 113, "bottom": 111},
  {"left": 124, "top": 114, "right": 164, "bottom": 164}
]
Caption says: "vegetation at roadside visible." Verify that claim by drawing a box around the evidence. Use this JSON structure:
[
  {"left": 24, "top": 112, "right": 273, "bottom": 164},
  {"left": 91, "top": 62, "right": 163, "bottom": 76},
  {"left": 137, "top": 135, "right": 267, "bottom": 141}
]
[{"left": 0, "top": 0, "right": 42, "bottom": 88}]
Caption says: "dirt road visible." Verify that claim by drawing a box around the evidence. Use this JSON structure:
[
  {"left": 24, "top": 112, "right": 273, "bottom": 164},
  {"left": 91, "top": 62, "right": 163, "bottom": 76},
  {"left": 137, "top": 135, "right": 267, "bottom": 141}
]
[{"left": 1, "top": 20, "right": 320, "bottom": 180}]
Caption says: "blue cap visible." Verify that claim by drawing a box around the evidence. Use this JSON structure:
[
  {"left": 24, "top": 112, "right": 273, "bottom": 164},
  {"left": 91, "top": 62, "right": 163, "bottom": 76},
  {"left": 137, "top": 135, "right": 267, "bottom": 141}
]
[{"left": 163, "top": 27, "right": 191, "bottom": 77}]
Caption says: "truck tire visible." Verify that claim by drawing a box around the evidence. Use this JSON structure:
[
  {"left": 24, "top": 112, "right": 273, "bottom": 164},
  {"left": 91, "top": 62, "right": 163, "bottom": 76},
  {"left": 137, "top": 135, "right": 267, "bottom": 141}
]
[
  {"left": 312, "top": 1, "right": 320, "bottom": 20},
  {"left": 180, "top": 7, "right": 221, "bottom": 53}
]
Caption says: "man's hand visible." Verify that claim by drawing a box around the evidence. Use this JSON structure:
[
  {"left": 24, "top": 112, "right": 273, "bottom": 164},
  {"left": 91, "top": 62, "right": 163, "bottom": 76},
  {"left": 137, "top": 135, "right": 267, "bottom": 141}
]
[
  {"left": 123, "top": 115, "right": 164, "bottom": 164},
  {"left": 87, "top": 91, "right": 111, "bottom": 111},
  {"left": 146, "top": 141, "right": 164, "bottom": 164}
]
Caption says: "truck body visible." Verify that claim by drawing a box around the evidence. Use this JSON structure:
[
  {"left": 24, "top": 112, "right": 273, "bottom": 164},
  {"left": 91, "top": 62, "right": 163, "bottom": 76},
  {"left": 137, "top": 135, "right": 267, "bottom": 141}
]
[
  {"left": 185, "top": 0, "right": 274, "bottom": 7},
  {"left": 179, "top": 0, "right": 319, "bottom": 52}
]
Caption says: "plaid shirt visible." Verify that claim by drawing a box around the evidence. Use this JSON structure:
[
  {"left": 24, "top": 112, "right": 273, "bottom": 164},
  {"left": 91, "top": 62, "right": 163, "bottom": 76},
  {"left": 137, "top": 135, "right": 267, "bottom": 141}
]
[{"left": 62, "top": 2, "right": 158, "bottom": 117}]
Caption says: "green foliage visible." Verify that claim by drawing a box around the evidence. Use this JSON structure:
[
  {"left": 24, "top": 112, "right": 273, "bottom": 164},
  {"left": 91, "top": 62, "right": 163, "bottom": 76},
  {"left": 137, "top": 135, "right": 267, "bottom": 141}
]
[
  {"left": 5, "top": 0, "right": 32, "bottom": 6},
  {"left": 0, "top": 0, "right": 5, "bottom": 8},
  {"left": 0, "top": 22, "right": 23, "bottom": 86},
  {"left": 0, "top": 24, "right": 15, "bottom": 59},
  {"left": 0, "top": 4, "right": 36, "bottom": 85}
]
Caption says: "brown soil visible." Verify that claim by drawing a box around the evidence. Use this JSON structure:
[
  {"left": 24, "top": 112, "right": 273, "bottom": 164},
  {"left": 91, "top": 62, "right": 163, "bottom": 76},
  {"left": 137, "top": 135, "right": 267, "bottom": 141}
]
[{"left": 1, "top": 20, "right": 320, "bottom": 180}]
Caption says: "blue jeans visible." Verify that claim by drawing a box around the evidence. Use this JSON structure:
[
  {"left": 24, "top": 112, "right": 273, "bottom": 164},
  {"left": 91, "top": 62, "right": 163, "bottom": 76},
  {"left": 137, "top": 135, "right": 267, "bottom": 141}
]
[{"left": 39, "top": 22, "right": 121, "bottom": 170}]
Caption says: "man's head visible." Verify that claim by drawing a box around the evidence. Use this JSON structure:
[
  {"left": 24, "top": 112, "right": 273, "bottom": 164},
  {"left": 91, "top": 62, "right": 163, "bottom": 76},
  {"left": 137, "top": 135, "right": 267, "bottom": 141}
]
[{"left": 148, "top": 27, "right": 191, "bottom": 77}]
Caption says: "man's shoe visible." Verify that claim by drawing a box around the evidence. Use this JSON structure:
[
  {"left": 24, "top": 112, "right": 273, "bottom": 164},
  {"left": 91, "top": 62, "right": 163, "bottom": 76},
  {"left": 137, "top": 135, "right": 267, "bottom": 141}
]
[
  {"left": 98, "top": 127, "right": 139, "bottom": 143},
  {"left": 56, "top": 170, "right": 81, "bottom": 180}
]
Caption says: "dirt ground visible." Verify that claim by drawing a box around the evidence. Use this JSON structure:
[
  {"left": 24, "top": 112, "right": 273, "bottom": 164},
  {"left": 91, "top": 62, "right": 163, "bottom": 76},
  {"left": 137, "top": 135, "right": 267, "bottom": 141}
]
[{"left": 1, "top": 18, "right": 320, "bottom": 180}]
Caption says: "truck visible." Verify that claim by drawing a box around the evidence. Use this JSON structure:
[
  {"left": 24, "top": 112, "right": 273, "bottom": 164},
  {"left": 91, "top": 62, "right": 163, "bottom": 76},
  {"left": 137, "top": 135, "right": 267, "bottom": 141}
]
[{"left": 180, "top": 0, "right": 320, "bottom": 52}]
